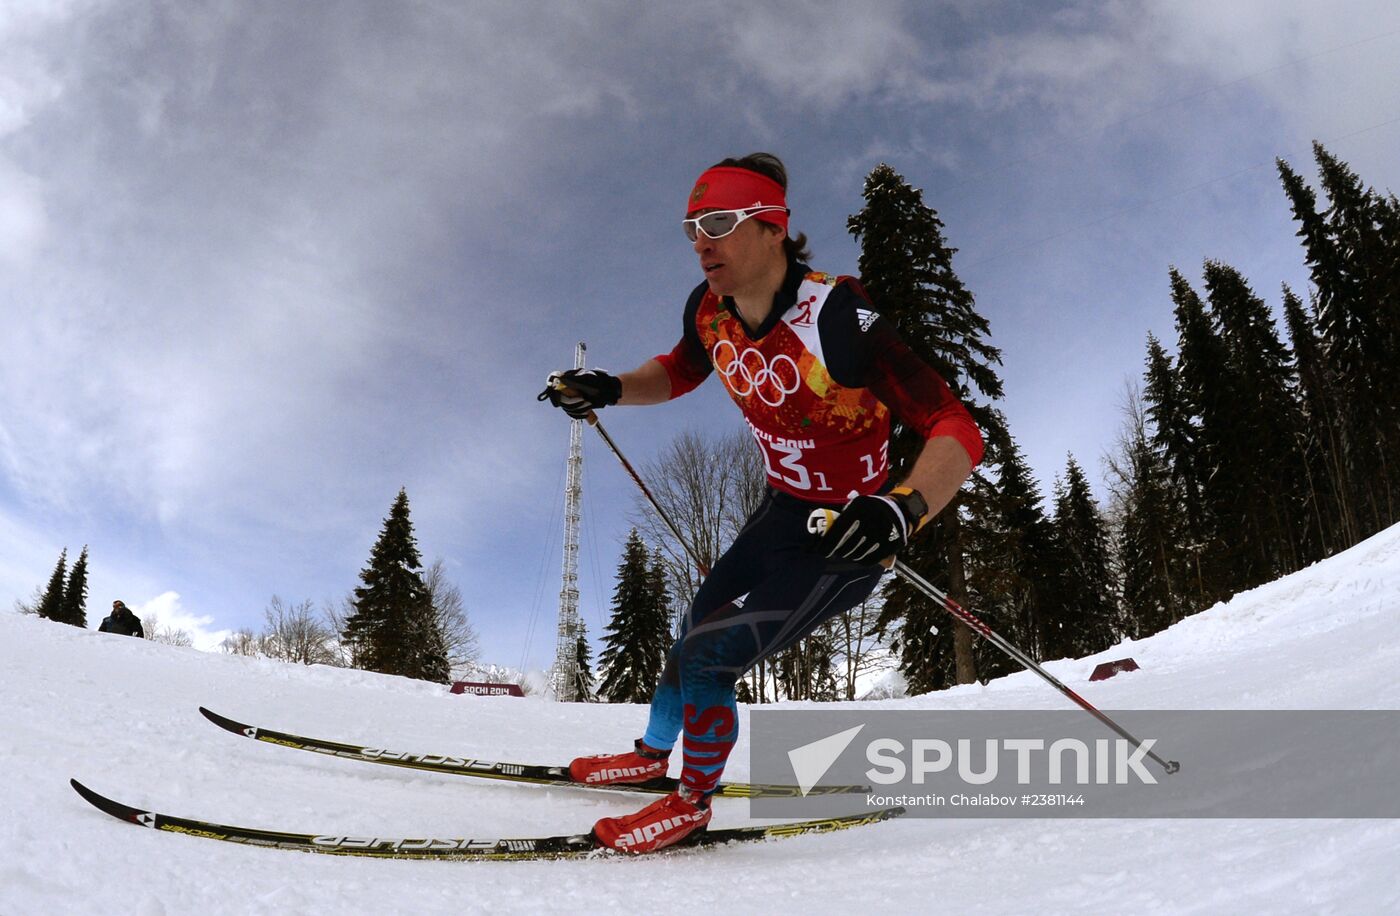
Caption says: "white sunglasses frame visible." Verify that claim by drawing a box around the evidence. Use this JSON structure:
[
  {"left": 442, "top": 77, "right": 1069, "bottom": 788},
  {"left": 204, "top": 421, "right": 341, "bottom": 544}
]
[{"left": 683, "top": 205, "right": 790, "bottom": 242}]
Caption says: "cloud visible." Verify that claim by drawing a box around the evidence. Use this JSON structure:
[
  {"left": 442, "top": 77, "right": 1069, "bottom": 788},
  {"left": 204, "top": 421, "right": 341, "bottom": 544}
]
[
  {"left": 0, "top": 508, "right": 61, "bottom": 611},
  {"left": 0, "top": 2, "right": 72, "bottom": 268},
  {"left": 132, "top": 591, "right": 231, "bottom": 652},
  {"left": 0, "top": 2, "right": 637, "bottom": 530},
  {"left": 0, "top": 0, "right": 721, "bottom": 648},
  {"left": 720, "top": 1, "right": 934, "bottom": 106}
]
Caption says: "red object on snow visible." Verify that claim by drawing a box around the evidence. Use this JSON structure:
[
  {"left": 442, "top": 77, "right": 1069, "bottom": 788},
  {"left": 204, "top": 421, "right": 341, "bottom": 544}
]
[
  {"left": 450, "top": 681, "right": 525, "bottom": 697},
  {"left": 1089, "top": 658, "right": 1140, "bottom": 681}
]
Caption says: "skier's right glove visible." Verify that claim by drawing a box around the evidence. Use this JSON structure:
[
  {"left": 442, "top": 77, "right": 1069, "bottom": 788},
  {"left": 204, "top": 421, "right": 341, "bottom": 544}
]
[
  {"left": 538, "top": 368, "right": 622, "bottom": 420},
  {"left": 811, "top": 487, "right": 929, "bottom": 565}
]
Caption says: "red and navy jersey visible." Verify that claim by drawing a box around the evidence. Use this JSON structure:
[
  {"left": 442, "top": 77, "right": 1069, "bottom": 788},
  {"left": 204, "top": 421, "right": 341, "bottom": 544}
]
[{"left": 654, "top": 261, "right": 983, "bottom": 503}]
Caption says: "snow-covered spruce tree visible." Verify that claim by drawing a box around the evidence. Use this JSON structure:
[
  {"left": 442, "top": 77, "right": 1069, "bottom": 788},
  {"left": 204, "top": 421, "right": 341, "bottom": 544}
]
[
  {"left": 597, "top": 530, "right": 671, "bottom": 703},
  {"left": 36, "top": 549, "right": 68, "bottom": 622},
  {"left": 58, "top": 546, "right": 89, "bottom": 628},
  {"left": 342, "top": 489, "right": 449, "bottom": 683},
  {"left": 848, "top": 162, "right": 1005, "bottom": 691}
]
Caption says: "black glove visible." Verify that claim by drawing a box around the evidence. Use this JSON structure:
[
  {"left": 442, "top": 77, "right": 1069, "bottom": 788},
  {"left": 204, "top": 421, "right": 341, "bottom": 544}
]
[
  {"left": 538, "top": 368, "right": 622, "bottom": 420},
  {"left": 816, "top": 487, "right": 928, "bottom": 564}
]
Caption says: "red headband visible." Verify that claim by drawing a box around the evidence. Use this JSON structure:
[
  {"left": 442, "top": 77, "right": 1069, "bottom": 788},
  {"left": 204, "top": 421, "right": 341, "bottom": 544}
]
[{"left": 687, "top": 166, "right": 789, "bottom": 233}]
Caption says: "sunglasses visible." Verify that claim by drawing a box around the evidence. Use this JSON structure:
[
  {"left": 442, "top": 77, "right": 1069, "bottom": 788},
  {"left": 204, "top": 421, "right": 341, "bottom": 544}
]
[{"left": 683, "top": 206, "right": 789, "bottom": 242}]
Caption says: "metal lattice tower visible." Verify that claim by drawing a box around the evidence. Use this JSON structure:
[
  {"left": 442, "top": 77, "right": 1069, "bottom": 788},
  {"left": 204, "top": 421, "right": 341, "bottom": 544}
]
[{"left": 553, "top": 342, "right": 585, "bottom": 701}]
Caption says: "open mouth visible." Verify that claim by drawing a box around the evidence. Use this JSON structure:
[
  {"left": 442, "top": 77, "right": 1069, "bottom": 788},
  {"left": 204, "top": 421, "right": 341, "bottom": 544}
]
[{"left": 703, "top": 262, "right": 724, "bottom": 276}]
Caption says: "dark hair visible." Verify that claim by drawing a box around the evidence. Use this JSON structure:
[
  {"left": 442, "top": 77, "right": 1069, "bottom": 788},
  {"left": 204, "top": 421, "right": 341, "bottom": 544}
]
[{"left": 710, "top": 152, "right": 812, "bottom": 263}]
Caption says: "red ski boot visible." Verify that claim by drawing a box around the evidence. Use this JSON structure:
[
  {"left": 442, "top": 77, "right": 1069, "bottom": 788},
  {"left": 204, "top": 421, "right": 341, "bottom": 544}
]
[
  {"left": 591, "top": 787, "right": 713, "bottom": 854},
  {"left": 568, "top": 740, "right": 670, "bottom": 786}
]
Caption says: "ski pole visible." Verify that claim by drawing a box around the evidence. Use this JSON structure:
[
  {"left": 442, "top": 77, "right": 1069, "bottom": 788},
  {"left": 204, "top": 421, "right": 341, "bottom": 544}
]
[
  {"left": 806, "top": 509, "right": 1181, "bottom": 776},
  {"left": 896, "top": 561, "right": 1179, "bottom": 774}
]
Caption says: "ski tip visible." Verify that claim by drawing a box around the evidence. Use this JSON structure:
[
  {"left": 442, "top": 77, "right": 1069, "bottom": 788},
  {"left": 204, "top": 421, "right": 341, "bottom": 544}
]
[
  {"left": 70, "top": 777, "right": 100, "bottom": 803},
  {"left": 70, "top": 779, "right": 150, "bottom": 825},
  {"left": 198, "top": 706, "right": 248, "bottom": 735}
]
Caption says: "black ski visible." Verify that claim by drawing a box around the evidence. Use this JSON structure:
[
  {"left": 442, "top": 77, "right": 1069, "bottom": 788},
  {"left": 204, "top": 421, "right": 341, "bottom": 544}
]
[
  {"left": 71, "top": 779, "right": 902, "bottom": 861},
  {"left": 199, "top": 706, "right": 864, "bottom": 799}
]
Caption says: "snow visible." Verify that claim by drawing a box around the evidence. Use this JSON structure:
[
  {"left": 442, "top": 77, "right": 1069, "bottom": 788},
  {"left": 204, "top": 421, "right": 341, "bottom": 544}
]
[{"left": 4, "top": 524, "right": 1400, "bottom": 915}]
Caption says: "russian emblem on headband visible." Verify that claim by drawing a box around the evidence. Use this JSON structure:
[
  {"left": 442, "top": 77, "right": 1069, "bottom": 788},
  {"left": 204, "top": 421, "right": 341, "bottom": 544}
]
[{"left": 690, "top": 182, "right": 708, "bottom": 206}]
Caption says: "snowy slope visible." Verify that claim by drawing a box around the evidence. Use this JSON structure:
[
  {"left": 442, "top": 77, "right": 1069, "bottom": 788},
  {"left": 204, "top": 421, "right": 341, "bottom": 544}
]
[{"left": 3, "top": 524, "right": 1400, "bottom": 916}]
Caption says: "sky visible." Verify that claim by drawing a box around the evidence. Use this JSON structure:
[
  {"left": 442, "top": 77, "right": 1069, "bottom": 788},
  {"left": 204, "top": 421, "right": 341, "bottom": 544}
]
[{"left": 3, "top": 0, "right": 1398, "bottom": 666}]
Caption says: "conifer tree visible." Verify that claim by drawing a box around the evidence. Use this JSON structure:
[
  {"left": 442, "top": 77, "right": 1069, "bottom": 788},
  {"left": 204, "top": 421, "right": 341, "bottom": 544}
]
[
  {"left": 1143, "top": 335, "right": 1202, "bottom": 539},
  {"left": 572, "top": 623, "right": 595, "bottom": 702},
  {"left": 848, "top": 163, "right": 1005, "bottom": 690},
  {"left": 647, "top": 554, "right": 673, "bottom": 639},
  {"left": 1168, "top": 268, "right": 1234, "bottom": 602},
  {"left": 598, "top": 531, "right": 672, "bottom": 703},
  {"left": 1282, "top": 284, "right": 1347, "bottom": 552},
  {"left": 1109, "top": 387, "right": 1190, "bottom": 637},
  {"left": 1045, "top": 457, "right": 1117, "bottom": 660},
  {"left": 805, "top": 625, "right": 841, "bottom": 702},
  {"left": 59, "top": 546, "right": 90, "bottom": 628},
  {"left": 1141, "top": 333, "right": 1216, "bottom": 610},
  {"left": 37, "top": 549, "right": 68, "bottom": 622},
  {"left": 963, "top": 427, "right": 1056, "bottom": 676},
  {"left": 1278, "top": 145, "right": 1400, "bottom": 536},
  {"left": 342, "top": 489, "right": 449, "bottom": 683},
  {"left": 1201, "top": 261, "right": 1312, "bottom": 579}
]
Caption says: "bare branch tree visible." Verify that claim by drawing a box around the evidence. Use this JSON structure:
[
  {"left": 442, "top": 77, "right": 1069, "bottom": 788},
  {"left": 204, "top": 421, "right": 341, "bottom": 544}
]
[
  {"left": 632, "top": 428, "right": 768, "bottom": 623},
  {"left": 14, "top": 587, "right": 42, "bottom": 616},
  {"left": 423, "top": 559, "right": 481, "bottom": 677},
  {"left": 220, "top": 628, "right": 261, "bottom": 657},
  {"left": 259, "top": 596, "right": 342, "bottom": 665},
  {"left": 829, "top": 592, "right": 894, "bottom": 700},
  {"left": 320, "top": 597, "right": 355, "bottom": 667},
  {"left": 148, "top": 624, "right": 194, "bottom": 647}
]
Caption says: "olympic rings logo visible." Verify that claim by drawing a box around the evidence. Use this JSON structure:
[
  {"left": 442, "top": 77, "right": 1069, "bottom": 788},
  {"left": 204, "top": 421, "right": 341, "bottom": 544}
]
[{"left": 712, "top": 340, "right": 801, "bottom": 406}]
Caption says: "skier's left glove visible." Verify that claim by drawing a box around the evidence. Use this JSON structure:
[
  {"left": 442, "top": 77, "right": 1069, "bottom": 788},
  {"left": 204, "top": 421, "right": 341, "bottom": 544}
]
[
  {"left": 816, "top": 487, "right": 929, "bottom": 565},
  {"left": 538, "top": 369, "right": 622, "bottom": 420}
]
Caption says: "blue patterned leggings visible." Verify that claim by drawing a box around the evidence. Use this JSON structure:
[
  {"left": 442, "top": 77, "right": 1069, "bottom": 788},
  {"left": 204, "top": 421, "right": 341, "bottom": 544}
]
[{"left": 641, "top": 490, "right": 885, "bottom": 793}]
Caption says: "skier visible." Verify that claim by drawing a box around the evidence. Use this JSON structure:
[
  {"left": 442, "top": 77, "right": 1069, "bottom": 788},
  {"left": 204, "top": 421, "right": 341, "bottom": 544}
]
[
  {"left": 540, "top": 152, "right": 983, "bottom": 853},
  {"left": 98, "top": 600, "right": 145, "bottom": 638}
]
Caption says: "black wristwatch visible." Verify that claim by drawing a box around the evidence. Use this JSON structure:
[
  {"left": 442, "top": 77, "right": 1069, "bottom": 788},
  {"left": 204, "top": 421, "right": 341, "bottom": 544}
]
[{"left": 889, "top": 486, "right": 929, "bottom": 528}]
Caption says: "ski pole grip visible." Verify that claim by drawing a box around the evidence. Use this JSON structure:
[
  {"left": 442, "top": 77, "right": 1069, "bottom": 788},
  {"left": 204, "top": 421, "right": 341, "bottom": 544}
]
[
  {"left": 548, "top": 380, "right": 599, "bottom": 425},
  {"left": 806, "top": 508, "right": 896, "bottom": 570},
  {"left": 806, "top": 507, "right": 839, "bottom": 535}
]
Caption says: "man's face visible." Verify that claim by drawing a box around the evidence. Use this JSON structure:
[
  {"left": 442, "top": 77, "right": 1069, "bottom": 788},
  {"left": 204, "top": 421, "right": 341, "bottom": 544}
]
[{"left": 690, "top": 209, "right": 785, "bottom": 297}]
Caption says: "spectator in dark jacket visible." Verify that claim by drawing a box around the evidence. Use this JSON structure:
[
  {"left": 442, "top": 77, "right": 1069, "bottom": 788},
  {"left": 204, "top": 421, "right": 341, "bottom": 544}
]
[{"left": 98, "top": 600, "right": 144, "bottom": 638}]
